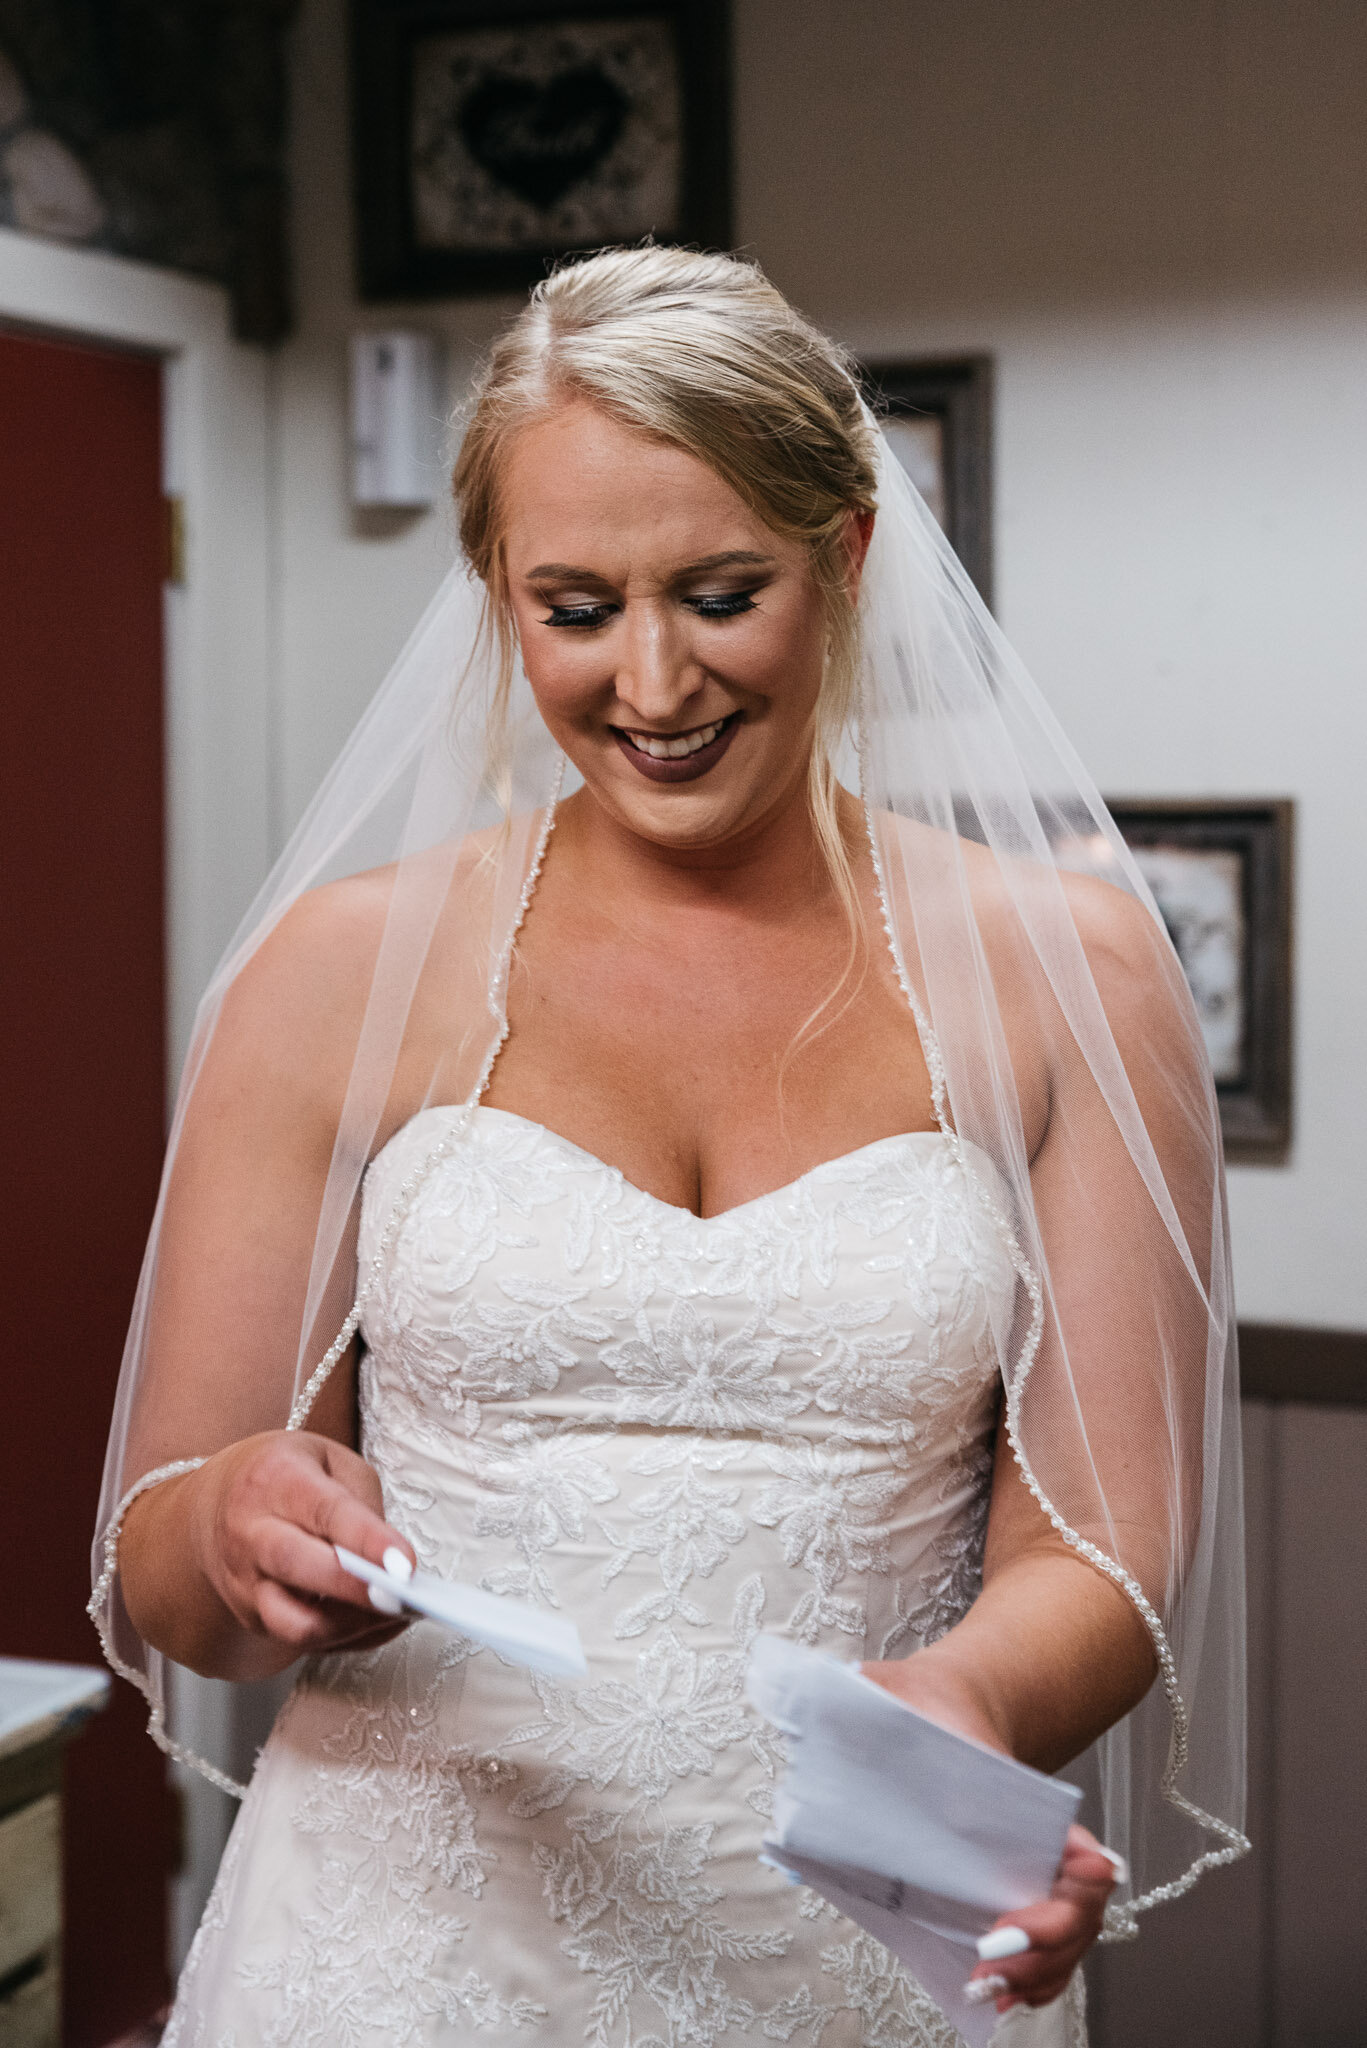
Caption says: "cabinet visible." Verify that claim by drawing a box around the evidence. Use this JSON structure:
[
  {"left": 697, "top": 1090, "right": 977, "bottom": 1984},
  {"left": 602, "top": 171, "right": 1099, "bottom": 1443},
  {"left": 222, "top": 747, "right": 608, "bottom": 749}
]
[{"left": 0, "top": 1661, "right": 109, "bottom": 2045}]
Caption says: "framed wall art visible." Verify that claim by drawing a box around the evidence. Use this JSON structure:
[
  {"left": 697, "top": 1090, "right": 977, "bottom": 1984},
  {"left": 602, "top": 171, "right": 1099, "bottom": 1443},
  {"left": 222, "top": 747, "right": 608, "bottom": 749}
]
[
  {"left": 862, "top": 357, "right": 994, "bottom": 606},
  {"left": 1107, "top": 799, "right": 1295, "bottom": 1164},
  {"left": 350, "top": 0, "right": 731, "bottom": 300}
]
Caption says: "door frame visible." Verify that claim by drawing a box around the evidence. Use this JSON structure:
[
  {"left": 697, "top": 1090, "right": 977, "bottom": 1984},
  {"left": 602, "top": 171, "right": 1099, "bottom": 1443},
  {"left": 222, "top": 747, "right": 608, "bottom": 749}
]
[
  {"left": 0, "top": 225, "right": 273, "bottom": 1074},
  {"left": 0, "top": 225, "right": 273, "bottom": 1964}
]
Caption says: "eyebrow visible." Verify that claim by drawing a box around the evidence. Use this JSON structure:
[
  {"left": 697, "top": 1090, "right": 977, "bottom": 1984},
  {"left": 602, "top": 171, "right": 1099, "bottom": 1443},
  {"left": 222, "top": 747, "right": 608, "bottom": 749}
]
[{"left": 524, "top": 550, "right": 776, "bottom": 582}]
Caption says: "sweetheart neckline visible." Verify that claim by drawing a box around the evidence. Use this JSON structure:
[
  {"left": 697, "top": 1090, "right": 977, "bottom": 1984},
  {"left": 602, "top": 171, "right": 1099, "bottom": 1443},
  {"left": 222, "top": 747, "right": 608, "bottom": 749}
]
[{"left": 370, "top": 1101, "right": 957, "bottom": 1227}]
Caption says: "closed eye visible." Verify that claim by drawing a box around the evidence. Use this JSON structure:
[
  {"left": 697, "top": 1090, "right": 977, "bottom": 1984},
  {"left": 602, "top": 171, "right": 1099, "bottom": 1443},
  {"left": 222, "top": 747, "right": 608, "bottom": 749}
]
[
  {"left": 540, "top": 590, "right": 759, "bottom": 630},
  {"left": 686, "top": 591, "right": 758, "bottom": 619},
  {"left": 542, "top": 601, "right": 618, "bottom": 630}
]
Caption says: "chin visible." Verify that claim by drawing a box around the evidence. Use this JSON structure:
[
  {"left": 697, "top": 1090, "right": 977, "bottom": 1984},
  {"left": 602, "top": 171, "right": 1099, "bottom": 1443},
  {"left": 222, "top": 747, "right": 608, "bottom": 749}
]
[
  {"left": 615, "top": 785, "right": 761, "bottom": 849},
  {"left": 572, "top": 754, "right": 762, "bottom": 849}
]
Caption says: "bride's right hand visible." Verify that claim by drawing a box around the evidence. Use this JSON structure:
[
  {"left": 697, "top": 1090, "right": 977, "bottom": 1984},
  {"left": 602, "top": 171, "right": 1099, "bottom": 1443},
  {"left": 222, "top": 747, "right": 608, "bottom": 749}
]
[{"left": 185, "top": 1431, "right": 416, "bottom": 1661}]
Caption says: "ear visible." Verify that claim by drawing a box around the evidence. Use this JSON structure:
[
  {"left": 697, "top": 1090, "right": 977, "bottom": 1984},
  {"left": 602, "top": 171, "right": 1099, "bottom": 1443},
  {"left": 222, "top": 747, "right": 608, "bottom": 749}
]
[{"left": 843, "top": 508, "right": 876, "bottom": 602}]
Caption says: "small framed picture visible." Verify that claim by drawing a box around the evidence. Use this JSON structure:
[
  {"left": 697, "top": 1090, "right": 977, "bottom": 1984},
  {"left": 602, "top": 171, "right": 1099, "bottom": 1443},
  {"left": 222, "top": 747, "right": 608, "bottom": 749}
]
[
  {"left": 350, "top": 0, "right": 731, "bottom": 300},
  {"left": 1107, "top": 800, "right": 1294, "bottom": 1164},
  {"left": 862, "top": 358, "right": 994, "bottom": 606}
]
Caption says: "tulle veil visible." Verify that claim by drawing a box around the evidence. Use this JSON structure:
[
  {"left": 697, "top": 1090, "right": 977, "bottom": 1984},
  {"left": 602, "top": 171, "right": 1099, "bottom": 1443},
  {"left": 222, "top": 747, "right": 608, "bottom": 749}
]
[{"left": 91, "top": 413, "right": 1248, "bottom": 1936}]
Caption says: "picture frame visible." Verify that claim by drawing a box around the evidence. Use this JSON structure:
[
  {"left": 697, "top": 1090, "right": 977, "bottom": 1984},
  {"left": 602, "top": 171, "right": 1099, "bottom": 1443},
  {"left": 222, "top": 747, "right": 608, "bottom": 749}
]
[
  {"left": 1107, "top": 799, "right": 1294, "bottom": 1164},
  {"left": 862, "top": 357, "right": 994, "bottom": 606},
  {"left": 349, "top": 0, "right": 731, "bottom": 301}
]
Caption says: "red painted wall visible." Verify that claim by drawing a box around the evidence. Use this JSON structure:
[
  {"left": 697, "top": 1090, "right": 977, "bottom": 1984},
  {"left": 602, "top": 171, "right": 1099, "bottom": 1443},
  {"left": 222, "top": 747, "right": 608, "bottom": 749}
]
[{"left": 0, "top": 327, "right": 175, "bottom": 2043}]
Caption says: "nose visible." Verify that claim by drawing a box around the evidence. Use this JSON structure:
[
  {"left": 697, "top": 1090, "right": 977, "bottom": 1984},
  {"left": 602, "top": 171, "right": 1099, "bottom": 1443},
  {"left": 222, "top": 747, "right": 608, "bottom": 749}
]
[{"left": 612, "top": 601, "right": 706, "bottom": 727}]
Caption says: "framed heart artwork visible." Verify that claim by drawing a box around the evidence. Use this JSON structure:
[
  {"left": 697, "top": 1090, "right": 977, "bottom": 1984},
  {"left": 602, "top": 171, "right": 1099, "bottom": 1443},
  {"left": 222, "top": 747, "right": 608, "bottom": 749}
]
[{"left": 350, "top": 0, "right": 732, "bottom": 298}]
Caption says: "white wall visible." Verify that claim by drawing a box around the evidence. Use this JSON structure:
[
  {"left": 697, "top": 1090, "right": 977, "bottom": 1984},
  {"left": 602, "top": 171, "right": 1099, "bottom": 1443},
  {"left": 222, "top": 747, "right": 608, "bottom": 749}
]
[{"left": 271, "top": 0, "right": 1367, "bottom": 1327}]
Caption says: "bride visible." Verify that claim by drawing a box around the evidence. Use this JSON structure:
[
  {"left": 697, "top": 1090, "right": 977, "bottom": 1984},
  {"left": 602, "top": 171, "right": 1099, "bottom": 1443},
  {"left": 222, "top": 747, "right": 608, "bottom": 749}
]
[{"left": 93, "top": 245, "right": 1247, "bottom": 2045}]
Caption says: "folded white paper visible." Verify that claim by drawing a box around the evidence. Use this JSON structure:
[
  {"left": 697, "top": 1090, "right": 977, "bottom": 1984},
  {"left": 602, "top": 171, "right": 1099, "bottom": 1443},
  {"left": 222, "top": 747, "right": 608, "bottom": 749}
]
[
  {"left": 334, "top": 1546, "right": 588, "bottom": 1678},
  {"left": 746, "top": 1635, "right": 1081, "bottom": 2046}
]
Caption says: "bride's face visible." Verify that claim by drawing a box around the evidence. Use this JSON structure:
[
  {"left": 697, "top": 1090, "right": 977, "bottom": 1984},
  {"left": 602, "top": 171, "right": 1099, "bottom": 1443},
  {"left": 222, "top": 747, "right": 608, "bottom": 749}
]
[{"left": 500, "top": 399, "right": 839, "bottom": 854}]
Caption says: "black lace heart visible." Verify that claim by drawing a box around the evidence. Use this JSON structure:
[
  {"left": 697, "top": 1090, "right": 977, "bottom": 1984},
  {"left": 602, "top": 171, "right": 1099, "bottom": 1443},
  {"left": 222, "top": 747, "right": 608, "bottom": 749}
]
[{"left": 457, "top": 65, "right": 631, "bottom": 211}]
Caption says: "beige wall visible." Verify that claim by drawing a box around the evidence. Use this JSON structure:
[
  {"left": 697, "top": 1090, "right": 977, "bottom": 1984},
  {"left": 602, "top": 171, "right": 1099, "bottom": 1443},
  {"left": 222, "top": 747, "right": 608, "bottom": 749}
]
[{"left": 272, "top": 0, "right": 1367, "bottom": 1332}]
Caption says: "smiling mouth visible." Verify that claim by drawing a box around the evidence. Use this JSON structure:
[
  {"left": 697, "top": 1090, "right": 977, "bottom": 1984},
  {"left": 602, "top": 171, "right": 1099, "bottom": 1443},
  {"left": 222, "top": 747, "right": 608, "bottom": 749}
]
[{"left": 611, "top": 712, "right": 741, "bottom": 783}]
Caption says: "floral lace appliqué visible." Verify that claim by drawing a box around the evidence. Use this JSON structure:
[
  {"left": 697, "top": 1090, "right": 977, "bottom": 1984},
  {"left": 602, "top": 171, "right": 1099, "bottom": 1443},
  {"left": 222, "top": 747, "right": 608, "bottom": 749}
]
[{"left": 165, "top": 1111, "right": 1038, "bottom": 2048}]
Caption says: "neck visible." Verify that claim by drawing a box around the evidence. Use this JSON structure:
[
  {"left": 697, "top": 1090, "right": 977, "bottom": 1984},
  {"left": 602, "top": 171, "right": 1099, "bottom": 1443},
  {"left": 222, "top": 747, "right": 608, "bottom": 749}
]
[{"left": 552, "top": 765, "right": 853, "bottom": 924}]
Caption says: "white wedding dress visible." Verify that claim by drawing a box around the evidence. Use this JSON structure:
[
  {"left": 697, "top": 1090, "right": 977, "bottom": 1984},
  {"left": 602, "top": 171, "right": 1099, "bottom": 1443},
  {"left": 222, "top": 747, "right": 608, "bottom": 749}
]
[{"left": 164, "top": 1103, "right": 1084, "bottom": 2048}]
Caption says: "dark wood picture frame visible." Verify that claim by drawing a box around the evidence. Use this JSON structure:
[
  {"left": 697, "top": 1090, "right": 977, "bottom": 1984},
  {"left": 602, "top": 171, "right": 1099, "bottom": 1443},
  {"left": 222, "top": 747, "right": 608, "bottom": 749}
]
[
  {"left": 1108, "top": 799, "right": 1294, "bottom": 1165},
  {"left": 862, "top": 357, "right": 994, "bottom": 606},
  {"left": 350, "top": 0, "right": 731, "bottom": 300}
]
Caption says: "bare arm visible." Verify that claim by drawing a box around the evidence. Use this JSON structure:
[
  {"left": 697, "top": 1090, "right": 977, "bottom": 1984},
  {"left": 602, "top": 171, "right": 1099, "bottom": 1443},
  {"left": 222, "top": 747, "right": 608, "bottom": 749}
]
[
  {"left": 862, "top": 1432, "right": 1153, "bottom": 2012},
  {"left": 865, "top": 878, "right": 1214, "bottom": 2008},
  {"left": 113, "top": 880, "right": 416, "bottom": 1679},
  {"left": 118, "top": 1381, "right": 414, "bottom": 1683},
  {"left": 867, "top": 1428, "right": 1155, "bottom": 1771}
]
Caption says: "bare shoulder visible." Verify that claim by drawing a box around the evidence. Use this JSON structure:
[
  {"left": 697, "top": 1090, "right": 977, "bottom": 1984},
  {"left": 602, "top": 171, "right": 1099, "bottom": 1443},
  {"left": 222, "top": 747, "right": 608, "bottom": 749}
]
[
  {"left": 221, "top": 869, "right": 392, "bottom": 1048},
  {"left": 256, "top": 864, "right": 401, "bottom": 981},
  {"left": 882, "top": 812, "right": 1166, "bottom": 974},
  {"left": 209, "top": 831, "right": 502, "bottom": 1118},
  {"left": 1055, "top": 866, "right": 1186, "bottom": 1041},
  {"left": 229, "top": 830, "right": 502, "bottom": 1014},
  {"left": 1058, "top": 863, "right": 1159, "bottom": 955},
  {"left": 872, "top": 811, "right": 1037, "bottom": 969},
  {"left": 872, "top": 813, "right": 1188, "bottom": 1132}
]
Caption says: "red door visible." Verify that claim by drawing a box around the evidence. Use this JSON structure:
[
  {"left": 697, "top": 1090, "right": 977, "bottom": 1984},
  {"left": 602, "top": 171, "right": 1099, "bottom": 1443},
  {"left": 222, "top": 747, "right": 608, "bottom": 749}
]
[{"left": 0, "top": 327, "right": 175, "bottom": 2043}]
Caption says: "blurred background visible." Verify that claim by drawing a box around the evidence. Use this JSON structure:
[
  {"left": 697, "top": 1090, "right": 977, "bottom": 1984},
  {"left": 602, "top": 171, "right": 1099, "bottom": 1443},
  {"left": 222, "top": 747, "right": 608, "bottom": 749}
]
[{"left": 0, "top": 2, "right": 1363, "bottom": 2042}]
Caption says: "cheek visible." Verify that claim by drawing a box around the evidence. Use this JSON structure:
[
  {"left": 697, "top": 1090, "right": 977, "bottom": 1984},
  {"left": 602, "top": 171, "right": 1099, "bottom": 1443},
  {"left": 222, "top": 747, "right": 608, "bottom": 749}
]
[
  {"left": 740, "top": 598, "right": 826, "bottom": 707},
  {"left": 511, "top": 614, "right": 605, "bottom": 725}
]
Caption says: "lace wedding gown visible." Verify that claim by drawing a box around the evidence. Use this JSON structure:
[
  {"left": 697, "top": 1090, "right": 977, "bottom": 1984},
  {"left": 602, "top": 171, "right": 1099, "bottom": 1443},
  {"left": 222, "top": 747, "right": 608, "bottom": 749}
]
[{"left": 165, "top": 1102, "right": 1083, "bottom": 2048}]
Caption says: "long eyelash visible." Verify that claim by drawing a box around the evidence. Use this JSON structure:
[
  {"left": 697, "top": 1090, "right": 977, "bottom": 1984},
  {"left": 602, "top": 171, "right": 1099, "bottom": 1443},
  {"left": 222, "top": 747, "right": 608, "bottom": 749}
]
[
  {"left": 688, "top": 592, "right": 758, "bottom": 619},
  {"left": 543, "top": 603, "right": 615, "bottom": 629},
  {"left": 540, "top": 591, "right": 758, "bottom": 629}
]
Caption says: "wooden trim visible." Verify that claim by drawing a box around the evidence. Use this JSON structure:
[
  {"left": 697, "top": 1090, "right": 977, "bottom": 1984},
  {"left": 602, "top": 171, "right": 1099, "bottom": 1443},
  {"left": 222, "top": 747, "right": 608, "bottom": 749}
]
[{"left": 1239, "top": 1323, "right": 1367, "bottom": 1406}]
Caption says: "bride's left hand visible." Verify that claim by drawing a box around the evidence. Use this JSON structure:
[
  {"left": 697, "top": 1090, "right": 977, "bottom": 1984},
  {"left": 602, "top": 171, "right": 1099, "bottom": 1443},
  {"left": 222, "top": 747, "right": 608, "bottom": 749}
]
[
  {"left": 861, "top": 1655, "right": 1118, "bottom": 2011},
  {"left": 962, "top": 1824, "right": 1117, "bottom": 2012}
]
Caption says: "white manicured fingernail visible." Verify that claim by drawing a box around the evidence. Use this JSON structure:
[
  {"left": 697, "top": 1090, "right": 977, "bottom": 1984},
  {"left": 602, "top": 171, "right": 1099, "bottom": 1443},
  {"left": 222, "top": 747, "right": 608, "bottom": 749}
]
[
  {"left": 368, "top": 1584, "right": 403, "bottom": 1615},
  {"left": 962, "top": 1976, "right": 1010, "bottom": 2006},
  {"left": 382, "top": 1546, "right": 413, "bottom": 1582},
  {"left": 976, "top": 1926, "right": 1031, "bottom": 1962},
  {"left": 1099, "top": 1846, "right": 1129, "bottom": 1884}
]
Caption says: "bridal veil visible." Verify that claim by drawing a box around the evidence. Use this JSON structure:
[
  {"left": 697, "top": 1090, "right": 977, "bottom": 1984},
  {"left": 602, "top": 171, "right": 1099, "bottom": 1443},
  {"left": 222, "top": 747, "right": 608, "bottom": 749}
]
[{"left": 92, "top": 248, "right": 1248, "bottom": 1941}]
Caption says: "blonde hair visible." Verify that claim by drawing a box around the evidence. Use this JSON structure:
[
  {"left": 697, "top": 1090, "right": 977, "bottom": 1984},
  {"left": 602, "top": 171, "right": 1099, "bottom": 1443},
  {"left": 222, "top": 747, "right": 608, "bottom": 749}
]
[{"left": 453, "top": 244, "right": 880, "bottom": 1046}]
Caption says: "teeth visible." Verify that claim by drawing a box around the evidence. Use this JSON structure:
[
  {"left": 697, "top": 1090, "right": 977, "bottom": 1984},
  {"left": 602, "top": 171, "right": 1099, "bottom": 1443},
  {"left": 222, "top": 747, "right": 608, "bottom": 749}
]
[{"left": 628, "top": 719, "right": 725, "bottom": 759}]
